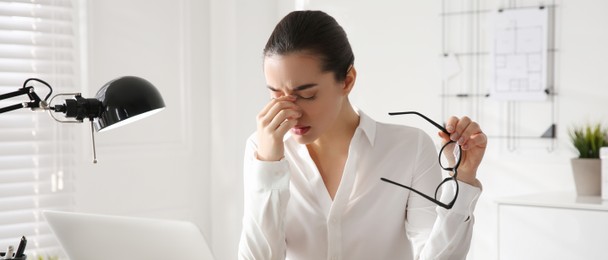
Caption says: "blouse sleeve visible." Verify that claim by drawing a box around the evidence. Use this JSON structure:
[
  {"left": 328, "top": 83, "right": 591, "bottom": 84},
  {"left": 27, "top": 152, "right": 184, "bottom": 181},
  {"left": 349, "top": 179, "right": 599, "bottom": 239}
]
[
  {"left": 238, "top": 136, "right": 290, "bottom": 260},
  {"left": 405, "top": 130, "right": 482, "bottom": 260}
]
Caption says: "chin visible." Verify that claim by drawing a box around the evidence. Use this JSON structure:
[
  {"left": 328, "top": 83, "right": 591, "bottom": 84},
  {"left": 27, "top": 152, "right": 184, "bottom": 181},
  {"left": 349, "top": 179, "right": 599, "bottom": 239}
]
[{"left": 292, "top": 134, "right": 317, "bottom": 145}]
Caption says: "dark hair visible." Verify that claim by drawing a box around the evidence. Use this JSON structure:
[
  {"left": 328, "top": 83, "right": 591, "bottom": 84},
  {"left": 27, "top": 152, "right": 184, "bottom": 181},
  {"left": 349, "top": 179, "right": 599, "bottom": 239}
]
[{"left": 263, "top": 10, "right": 355, "bottom": 82}]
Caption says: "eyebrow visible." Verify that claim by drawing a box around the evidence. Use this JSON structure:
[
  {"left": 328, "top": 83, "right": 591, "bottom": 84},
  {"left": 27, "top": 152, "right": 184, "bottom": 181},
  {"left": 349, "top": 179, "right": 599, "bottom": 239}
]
[{"left": 267, "top": 83, "right": 318, "bottom": 92}]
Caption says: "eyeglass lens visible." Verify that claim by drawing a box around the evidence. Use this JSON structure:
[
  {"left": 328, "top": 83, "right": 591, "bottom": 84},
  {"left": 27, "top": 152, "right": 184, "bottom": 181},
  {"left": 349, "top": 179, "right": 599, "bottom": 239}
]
[{"left": 382, "top": 111, "right": 463, "bottom": 209}]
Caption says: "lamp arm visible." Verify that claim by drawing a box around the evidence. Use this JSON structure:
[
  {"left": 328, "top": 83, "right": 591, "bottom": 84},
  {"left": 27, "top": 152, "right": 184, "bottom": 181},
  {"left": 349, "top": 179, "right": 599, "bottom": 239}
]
[
  {"left": 0, "top": 78, "right": 54, "bottom": 114},
  {"left": 0, "top": 103, "right": 28, "bottom": 114},
  {"left": 0, "top": 86, "right": 47, "bottom": 114},
  {"left": 0, "top": 86, "right": 30, "bottom": 100}
]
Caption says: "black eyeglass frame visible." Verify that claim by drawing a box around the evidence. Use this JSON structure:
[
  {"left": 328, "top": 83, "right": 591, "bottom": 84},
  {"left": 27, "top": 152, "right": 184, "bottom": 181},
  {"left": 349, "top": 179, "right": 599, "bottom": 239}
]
[{"left": 380, "top": 111, "right": 462, "bottom": 209}]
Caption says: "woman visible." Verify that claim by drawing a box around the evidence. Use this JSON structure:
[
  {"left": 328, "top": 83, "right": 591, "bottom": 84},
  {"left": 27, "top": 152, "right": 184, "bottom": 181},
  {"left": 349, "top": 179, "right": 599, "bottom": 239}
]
[{"left": 239, "top": 10, "right": 486, "bottom": 260}]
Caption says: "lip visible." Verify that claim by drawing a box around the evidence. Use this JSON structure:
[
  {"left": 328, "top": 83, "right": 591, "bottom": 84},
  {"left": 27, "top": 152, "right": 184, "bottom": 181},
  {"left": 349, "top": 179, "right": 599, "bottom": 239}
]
[{"left": 291, "top": 125, "right": 311, "bottom": 135}]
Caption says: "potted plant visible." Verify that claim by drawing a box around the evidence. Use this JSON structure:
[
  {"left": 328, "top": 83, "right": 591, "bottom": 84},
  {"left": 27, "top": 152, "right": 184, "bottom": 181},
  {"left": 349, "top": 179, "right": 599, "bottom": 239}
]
[{"left": 569, "top": 123, "right": 608, "bottom": 196}]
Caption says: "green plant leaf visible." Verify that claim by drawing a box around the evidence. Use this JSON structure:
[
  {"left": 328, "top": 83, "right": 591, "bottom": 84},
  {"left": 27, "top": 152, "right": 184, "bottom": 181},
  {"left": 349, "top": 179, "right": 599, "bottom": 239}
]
[{"left": 569, "top": 123, "right": 608, "bottom": 158}]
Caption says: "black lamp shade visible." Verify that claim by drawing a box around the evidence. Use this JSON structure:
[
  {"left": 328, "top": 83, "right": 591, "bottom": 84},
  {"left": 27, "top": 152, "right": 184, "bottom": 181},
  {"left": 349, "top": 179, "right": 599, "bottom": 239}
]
[{"left": 94, "top": 76, "right": 165, "bottom": 132}]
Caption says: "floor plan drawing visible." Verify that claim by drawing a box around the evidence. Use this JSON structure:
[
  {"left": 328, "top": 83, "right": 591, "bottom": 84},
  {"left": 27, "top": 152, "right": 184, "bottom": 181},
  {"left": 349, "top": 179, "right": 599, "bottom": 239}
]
[{"left": 491, "top": 7, "right": 548, "bottom": 101}]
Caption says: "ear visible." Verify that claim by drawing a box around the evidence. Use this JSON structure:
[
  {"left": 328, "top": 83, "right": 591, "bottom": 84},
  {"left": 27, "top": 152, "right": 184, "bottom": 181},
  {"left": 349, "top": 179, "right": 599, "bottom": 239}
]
[{"left": 342, "top": 65, "right": 357, "bottom": 95}]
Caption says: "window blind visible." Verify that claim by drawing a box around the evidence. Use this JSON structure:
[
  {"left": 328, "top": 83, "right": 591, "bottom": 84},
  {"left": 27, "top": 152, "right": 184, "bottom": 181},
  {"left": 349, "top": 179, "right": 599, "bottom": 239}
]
[{"left": 0, "top": 0, "right": 77, "bottom": 258}]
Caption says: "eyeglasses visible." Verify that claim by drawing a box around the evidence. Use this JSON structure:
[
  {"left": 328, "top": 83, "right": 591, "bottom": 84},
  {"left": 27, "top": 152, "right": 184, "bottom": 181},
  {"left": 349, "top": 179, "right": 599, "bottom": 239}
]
[{"left": 380, "top": 111, "right": 462, "bottom": 209}]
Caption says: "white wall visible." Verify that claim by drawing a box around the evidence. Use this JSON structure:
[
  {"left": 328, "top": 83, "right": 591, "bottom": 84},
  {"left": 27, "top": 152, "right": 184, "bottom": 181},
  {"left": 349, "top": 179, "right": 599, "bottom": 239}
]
[
  {"left": 76, "top": 0, "right": 608, "bottom": 260},
  {"left": 76, "top": 0, "right": 212, "bottom": 243}
]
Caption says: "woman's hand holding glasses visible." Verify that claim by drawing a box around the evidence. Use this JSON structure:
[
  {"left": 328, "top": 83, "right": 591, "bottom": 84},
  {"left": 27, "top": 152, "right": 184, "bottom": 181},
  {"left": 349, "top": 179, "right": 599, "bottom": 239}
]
[
  {"left": 382, "top": 111, "right": 486, "bottom": 209},
  {"left": 441, "top": 116, "right": 487, "bottom": 188}
]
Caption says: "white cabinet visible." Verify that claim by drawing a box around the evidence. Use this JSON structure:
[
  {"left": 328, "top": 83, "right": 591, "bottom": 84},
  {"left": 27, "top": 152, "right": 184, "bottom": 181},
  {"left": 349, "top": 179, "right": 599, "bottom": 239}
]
[{"left": 497, "top": 193, "right": 608, "bottom": 260}]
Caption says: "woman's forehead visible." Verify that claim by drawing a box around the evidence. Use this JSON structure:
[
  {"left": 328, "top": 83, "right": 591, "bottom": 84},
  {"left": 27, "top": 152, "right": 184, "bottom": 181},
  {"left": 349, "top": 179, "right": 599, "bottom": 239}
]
[{"left": 263, "top": 53, "right": 329, "bottom": 86}]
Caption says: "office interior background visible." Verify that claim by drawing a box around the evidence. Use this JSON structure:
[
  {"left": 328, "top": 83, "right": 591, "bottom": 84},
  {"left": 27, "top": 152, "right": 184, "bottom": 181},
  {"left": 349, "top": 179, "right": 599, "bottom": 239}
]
[{"left": 1, "top": 0, "right": 607, "bottom": 259}]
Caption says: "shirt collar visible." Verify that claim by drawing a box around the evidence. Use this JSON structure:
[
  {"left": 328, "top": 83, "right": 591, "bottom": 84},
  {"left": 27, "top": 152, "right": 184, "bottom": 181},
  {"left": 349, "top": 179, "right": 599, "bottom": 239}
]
[{"left": 355, "top": 108, "right": 376, "bottom": 146}]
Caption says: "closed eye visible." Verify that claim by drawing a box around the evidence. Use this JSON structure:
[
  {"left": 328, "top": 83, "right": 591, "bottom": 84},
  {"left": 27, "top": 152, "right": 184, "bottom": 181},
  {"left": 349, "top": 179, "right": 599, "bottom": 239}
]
[
  {"left": 267, "top": 85, "right": 317, "bottom": 100},
  {"left": 296, "top": 94, "right": 316, "bottom": 100}
]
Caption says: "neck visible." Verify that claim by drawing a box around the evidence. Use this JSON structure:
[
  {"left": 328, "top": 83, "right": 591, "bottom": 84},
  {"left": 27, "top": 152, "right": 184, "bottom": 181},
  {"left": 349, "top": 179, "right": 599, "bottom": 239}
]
[{"left": 308, "top": 100, "right": 359, "bottom": 155}]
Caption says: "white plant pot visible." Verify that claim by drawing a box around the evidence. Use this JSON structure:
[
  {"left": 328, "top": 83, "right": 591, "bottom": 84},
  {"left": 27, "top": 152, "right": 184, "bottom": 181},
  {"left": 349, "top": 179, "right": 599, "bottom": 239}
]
[{"left": 571, "top": 158, "right": 601, "bottom": 196}]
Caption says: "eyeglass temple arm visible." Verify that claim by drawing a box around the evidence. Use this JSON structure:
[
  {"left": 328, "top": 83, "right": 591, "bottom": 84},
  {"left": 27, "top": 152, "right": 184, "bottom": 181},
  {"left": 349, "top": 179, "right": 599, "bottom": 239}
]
[
  {"left": 388, "top": 111, "right": 450, "bottom": 135},
  {"left": 380, "top": 177, "right": 454, "bottom": 209}
]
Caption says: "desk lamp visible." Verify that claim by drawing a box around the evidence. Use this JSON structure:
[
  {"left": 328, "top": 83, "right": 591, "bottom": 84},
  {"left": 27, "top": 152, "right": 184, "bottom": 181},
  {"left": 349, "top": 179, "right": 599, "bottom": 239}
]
[{"left": 0, "top": 76, "right": 165, "bottom": 163}]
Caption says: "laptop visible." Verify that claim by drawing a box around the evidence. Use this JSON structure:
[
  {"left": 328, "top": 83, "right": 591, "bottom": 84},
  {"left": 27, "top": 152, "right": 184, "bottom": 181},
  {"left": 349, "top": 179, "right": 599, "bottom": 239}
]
[{"left": 43, "top": 210, "right": 215, "bottom": 260}]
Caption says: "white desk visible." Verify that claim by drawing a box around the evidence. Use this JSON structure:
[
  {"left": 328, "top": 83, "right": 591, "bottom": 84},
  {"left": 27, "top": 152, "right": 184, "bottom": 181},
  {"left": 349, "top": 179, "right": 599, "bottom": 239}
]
[{"left": 496, "top": 192, "right": 608, "bottom": 260}]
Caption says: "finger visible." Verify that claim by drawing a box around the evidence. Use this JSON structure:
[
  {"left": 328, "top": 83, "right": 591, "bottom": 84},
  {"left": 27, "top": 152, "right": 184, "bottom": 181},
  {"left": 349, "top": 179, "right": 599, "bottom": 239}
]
[
  {"left": 452, "top": 116, "right": 471, "bottom": 142},
  {"left": 463, "top": 132, "right": 487, "bottom": 150},
  {"left": 258, "top": 100, "right": 299, "bottom": 128},
  {"left": 275, "top": 117, "right": 299, "bottom": 137},
  {"left": 445, "top": 116, "right": 459, "bottom": 133},
  {"left": 258, "top": 95, "right": 297, "bottom": 119},
  {"left": 265, "top": 101, "right": 298, "bottom": 125},
  {"left": 268, "top": 109, "right": 301, "bottom": 131},
  {"left": 459, "top": 121, "right": 482, "bottom": 146},
  {"left": 438, "top": 131, "right": 451, "bottom": 144}
]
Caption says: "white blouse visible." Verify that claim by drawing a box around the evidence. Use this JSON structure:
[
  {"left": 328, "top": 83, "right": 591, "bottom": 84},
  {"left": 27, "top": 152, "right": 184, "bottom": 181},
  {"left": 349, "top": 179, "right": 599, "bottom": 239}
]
[{"left": 238, "top": 110, "right": 481, "bottom": 260}]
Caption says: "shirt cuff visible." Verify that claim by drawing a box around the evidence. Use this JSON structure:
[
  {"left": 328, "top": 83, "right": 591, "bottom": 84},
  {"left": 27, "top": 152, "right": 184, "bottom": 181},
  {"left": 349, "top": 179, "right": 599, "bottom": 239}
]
[
  {"left": 246, "top": 156, "right": 291, "bottom": 191},
  {"left": 439, "top": 180, "right": 482, "bottom": 215}
]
